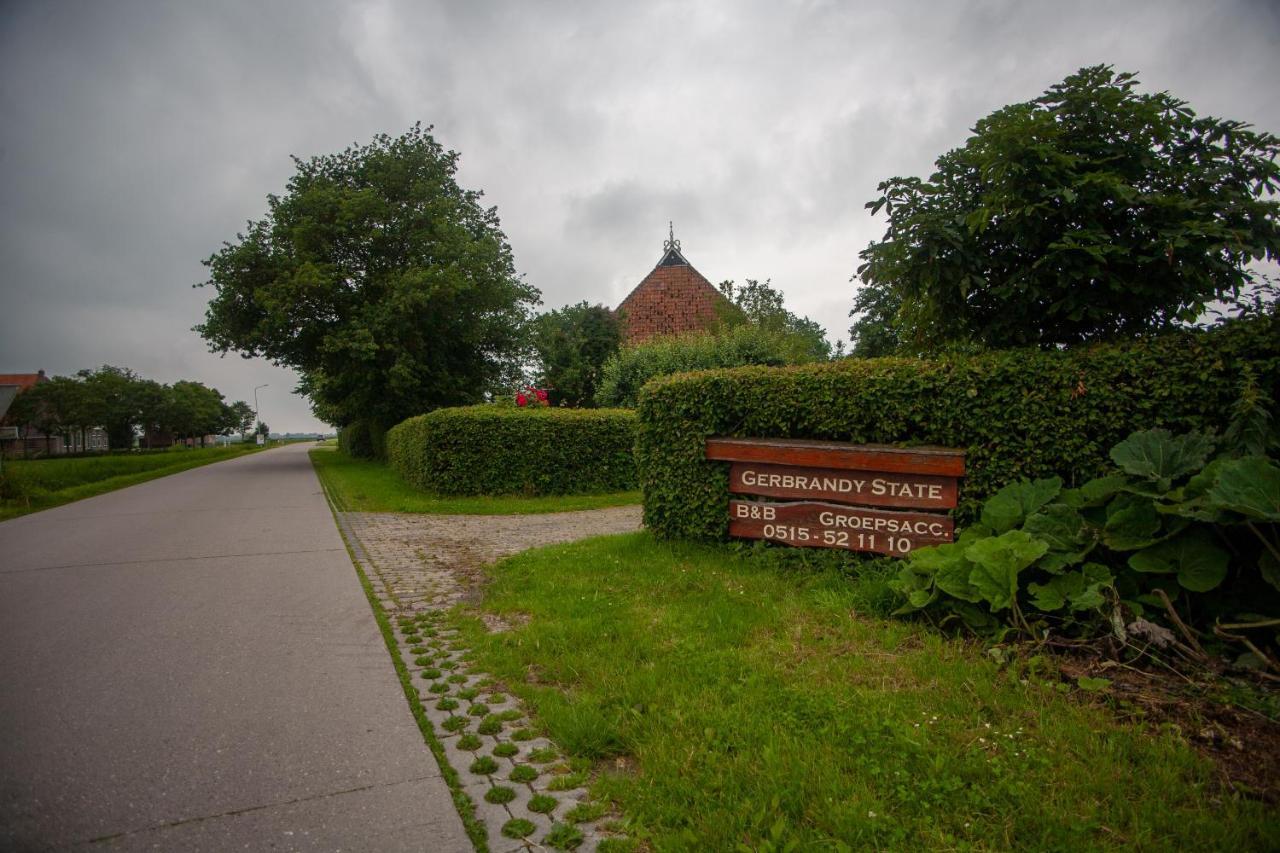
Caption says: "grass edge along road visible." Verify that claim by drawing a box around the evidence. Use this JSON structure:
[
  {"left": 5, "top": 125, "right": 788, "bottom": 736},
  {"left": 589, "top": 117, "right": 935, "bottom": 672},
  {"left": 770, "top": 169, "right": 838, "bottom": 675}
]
[
  {"left": 310, "top": 448, "right": 640, "bottom": 515},
  {"left": 451, "top": 532, "right": 1280, "bottom": 851},
  {"left": 0, "top": 444, "right": 267, "bottom": 521}
]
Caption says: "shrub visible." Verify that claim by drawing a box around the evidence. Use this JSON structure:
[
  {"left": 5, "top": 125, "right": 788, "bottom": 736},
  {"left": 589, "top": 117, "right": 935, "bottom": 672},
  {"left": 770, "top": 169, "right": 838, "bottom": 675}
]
[
  {"left": 636, "top": 315, "right": 1280, "bottom": 542},
  {"left": 892, "top": 432, "right": 1280, "bottom": 640},
  {"left": 596, "top": 324, "right": 823, "bottom": 408},
  {"left": 386, "top": 405, "right": 638, "bottom": 496},
  {"left": 338, "top": 419, "right": 375, "bottom": 459}
]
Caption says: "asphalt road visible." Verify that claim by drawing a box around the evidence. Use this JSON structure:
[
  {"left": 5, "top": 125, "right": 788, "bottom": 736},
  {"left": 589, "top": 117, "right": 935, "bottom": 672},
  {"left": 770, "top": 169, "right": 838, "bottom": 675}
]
[{"left": 0, "top": 444, "right": 470, "bottom": 851}]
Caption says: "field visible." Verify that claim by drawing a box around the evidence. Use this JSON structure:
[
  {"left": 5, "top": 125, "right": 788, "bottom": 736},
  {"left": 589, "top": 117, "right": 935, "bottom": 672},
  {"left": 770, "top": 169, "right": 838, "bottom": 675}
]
[
  {"left": 310, "top": 448, "right": 640, "bottom": 514},
  {"left": 453, "top": 533, "right": 1279, "bottom": 850},
  {"left": 0, "top": 445, "right": 263, "bottom": 520}
]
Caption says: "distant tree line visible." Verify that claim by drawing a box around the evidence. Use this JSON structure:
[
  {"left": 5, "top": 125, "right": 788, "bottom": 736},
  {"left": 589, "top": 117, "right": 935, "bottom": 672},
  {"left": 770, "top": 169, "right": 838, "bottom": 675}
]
[{"left": 6, "top": 366, "right": 254, "bottom": 454}]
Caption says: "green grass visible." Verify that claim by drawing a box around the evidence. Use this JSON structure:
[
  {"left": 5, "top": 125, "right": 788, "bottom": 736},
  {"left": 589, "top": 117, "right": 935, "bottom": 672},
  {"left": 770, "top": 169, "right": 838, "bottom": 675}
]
[
  {"left": 0, "top": 445, "right": 265, "bottom": 520},
  {"left": 454, "top": 532, "right": 1280, "bottom": 851},
  {"left": 309, "top": 448, "right": 640, "bottom": 514}
]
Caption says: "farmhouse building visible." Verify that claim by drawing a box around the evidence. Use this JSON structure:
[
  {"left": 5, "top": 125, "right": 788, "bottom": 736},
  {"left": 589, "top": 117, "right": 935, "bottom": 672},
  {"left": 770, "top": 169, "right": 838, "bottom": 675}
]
[
  {"left": 616, "top": 226, "right": 728, "bottom": 344},
  {"left": 0, "top": 370, "right": 109, "bottom": 457}
]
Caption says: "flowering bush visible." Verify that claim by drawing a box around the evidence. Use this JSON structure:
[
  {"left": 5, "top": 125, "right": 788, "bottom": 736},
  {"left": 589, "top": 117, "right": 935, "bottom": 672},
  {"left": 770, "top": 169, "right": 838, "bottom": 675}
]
[{"left": 516, "top": 387, "right": 550, "bottom": 407}]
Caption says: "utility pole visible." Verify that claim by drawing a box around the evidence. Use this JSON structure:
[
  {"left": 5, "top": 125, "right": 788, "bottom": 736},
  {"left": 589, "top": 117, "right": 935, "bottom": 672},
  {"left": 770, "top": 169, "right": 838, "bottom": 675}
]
[{"left": 253, "top": 384, "right": 269, "bottom": 445}]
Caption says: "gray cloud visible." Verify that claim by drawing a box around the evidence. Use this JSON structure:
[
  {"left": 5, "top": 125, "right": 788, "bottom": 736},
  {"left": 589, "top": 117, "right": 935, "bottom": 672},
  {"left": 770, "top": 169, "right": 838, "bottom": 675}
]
[{"left": 2, "top": 0, "right": 1277, "bottom": 429}]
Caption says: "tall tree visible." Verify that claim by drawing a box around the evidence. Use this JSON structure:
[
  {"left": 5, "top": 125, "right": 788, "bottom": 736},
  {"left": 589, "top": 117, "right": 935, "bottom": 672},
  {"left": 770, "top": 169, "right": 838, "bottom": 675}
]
[
  {"left": 228, "top": 400, "right": 255, "bottom": 440},
  {"left": 716, "top": 279, "right": 834, "bottom": 361},
  {"left": 18, "top": 377, "right": 89, "bottom": 454},
  {"left": 852, "top": 65, "right": 1280, "bottom": 352},
  {"left": 78, "top": 365, "right": 147, "bottom": 449},
  {"left": 196, "top": 124, "right": 541, "bottom": 430},
  {"left": 165, "top": 381, "right": 229, "bottom": 445},
  {"left": 533, "top": 302, "right": 621, "bottom": 407}
]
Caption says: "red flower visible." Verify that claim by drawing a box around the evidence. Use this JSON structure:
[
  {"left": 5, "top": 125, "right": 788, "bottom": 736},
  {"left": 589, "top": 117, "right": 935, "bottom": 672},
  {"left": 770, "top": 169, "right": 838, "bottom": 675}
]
[
  {"left": 516, "top": 392, "right": 528, "bottom": 407},
  {"left": 535, "top": 389, "right": 548, "bottom": 402}
]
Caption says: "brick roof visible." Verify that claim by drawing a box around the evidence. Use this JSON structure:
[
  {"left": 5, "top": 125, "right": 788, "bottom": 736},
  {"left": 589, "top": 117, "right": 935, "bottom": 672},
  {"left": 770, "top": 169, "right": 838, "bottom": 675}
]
[
  {"left": 0, "top": 372, "right": 46, "bottom": 391},
  {"left": 616, "top": 234, "right": 728, "bottom": 345}
]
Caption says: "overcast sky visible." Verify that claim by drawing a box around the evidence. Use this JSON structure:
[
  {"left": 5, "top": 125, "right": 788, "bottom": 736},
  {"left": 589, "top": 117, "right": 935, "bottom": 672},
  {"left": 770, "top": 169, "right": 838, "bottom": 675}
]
[{"left": 2, "top": 1, "right": 1277, "bottom": 432}]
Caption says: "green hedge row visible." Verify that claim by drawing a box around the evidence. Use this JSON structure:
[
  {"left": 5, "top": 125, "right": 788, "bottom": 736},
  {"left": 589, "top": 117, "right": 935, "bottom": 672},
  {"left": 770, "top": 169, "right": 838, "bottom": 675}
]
[
  {"left": 338, "top": 418, "right": 387, "bottom": 460},
  {"left": 636, "top": 315, "right": 1280, "bottom": 542},
  {"left": 596, "top": 324, "right": 820, "bottom": 408},
  {"left": 386, "top": 405, "right": 638, "bottom": 496}
]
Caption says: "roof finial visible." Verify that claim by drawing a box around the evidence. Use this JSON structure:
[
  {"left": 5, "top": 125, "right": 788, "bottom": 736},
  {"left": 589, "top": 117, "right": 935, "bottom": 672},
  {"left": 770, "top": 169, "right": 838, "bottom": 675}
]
[{"left": 664, "top": 221, "right": 681, "bottom": 253}]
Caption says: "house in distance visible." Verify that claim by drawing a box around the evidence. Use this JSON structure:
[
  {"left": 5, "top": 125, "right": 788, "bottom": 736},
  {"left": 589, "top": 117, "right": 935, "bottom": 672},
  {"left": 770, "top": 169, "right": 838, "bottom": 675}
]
[{"left": 616, "top": 225, "right": 728, "bottom": 344}]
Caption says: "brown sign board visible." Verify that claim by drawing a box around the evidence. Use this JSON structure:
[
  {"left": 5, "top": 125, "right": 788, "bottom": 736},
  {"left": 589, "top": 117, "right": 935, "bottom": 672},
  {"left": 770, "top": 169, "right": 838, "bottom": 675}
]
[
  {"left": 706, "top": 437, "right": 965, "bottom": 478},
  {"left": 729, "top": 461, "right": 956, "bottom": 510},
  {"left": 729, "top": 500, "right": 954, "bottom": 556}
]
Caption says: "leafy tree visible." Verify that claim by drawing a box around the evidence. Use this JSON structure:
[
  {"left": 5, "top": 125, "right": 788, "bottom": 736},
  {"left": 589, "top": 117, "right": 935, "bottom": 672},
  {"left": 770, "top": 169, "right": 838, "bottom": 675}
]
[
  {"left": 532, "top": 302, "right": 621, "bottom": 406},
  {"left": 596, "top": 324, "right": 819, "bottom": 408},
  {"left": 165, "top": 381, "right": 231, "bottom": 445},
  {"left": 716, "top": 279, "right": 834, "bottom": 360},
  {"left": 78, "top": 365, "right": 149, "bottom": 449},
  {"left": 256, "top": 421, "right": 269, "bottom": 437},
  {"left": 196, "top": 124, "right": 541, "bottom": 431},
  {"left": 852, "top": 65, "right": 1280, "bottom": 352},
  {"left": 229, "top": 400, "right": 255, "bottom": 439},
  {"left": 14, "top": 377, "right": 90, "bottom": 454},
  {"left": 134, "top": 380, "right": 169, "bottom": 449}
]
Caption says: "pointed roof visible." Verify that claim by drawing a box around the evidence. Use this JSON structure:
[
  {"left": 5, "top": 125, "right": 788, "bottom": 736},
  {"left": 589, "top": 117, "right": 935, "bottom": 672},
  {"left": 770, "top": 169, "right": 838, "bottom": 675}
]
[
  {"left": 655, "top": 222, "right": 690, "bottom": 267},
  {"left": 616, "top": 225, "right": 728, "bottom": 345},
  {"left": 0, "top": 371, "right": 47, "bottom": 392}
]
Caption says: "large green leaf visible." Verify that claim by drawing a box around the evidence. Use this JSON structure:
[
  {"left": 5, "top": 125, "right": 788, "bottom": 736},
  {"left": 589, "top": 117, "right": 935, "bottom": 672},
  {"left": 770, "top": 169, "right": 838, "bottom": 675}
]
[
  {"left": 889, "top": 564, "right": 935, "bottom": 615},
  {"left": 1065, "top": 474, "right": 1130, "bottom": 508},
  {"left": 1103, "top": 493, "right": 1163, "bottom": 551},
  {"left": 909, "top": 542, "right": 982, "bottom": 602},
  {"left": 1024, "top": 503, "right": 1096, "bottom": 572},
  {"left": 1127, "top": 527, "right": 1229, "bottom": 592},
  {"left": 1205, "top": 457, "right": 1280, "bottom": 521},
  {"left": 965, "top": 530, "right": 1049, "bottom": 611},
  {"left": 1109, "top": 429, "right": 1214, "bottom": 491},
  {"left": 980, "top": 477, "right": 1063, "bottom": 534},
  {"left": 1028, "top": 563, "right": 1113, "bottom": 612},
  {"left": 1028, "top": 575, "right": 1074, "bottom": 611}
]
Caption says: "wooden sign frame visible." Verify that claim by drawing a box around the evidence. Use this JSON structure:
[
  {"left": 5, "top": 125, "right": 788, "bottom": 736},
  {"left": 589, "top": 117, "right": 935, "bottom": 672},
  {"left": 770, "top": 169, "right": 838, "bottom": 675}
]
[
  {"left": 706, "top": 437, "right": 965, "bottom": 477},
  {"left": 709, "top": 437, "right": 964, "bottom": 556}
]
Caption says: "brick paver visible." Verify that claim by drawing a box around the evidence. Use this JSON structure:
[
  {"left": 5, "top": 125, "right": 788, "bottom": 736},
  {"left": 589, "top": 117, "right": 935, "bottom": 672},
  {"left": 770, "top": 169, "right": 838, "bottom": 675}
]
[{"left": 335, "top": 508, "right": 642, "bottom": 852}]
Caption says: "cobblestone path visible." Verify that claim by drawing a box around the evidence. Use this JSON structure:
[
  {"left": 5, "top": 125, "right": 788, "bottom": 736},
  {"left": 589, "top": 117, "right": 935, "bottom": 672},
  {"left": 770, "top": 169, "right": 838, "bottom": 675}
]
[{"left": 336, "top": 508, "right": 642, "bottom": 852}]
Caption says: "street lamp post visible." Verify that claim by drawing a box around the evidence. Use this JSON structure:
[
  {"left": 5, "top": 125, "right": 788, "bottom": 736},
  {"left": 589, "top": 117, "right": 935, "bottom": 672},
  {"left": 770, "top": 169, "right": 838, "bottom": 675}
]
[{"left": 253, "top": 384, "right": 269, "bottom": 444}]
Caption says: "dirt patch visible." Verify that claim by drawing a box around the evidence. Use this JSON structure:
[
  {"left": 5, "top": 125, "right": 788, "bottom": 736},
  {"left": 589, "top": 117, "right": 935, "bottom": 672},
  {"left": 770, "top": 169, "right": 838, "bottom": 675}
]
[
  {"left": 481, "top": 611, "right": 530, "bottom": 634},
  {"left": 1055, "top": 656, "right": 1280, "bottom": 803}
]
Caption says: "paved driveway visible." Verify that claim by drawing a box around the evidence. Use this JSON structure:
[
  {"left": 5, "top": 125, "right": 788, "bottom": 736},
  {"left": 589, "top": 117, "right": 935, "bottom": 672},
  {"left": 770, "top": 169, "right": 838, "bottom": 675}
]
[{"left": 0, "top": 444, "right": 469, "bottom": 851}]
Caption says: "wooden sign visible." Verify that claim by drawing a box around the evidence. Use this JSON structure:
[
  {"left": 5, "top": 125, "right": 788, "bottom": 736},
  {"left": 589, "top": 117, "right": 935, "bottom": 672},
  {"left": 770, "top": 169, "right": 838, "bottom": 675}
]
[
  {"left": 729, "top": 500, "right": 954, "bottom": 555},
  {"left": 709, "top": 437, "right": 964, "bottom": 557},
  {"left": 729, "top": 462, "right": 956, "bottom": 510},
  {"left": 706, "top": 437, "right": 965, "bottom": 477}
]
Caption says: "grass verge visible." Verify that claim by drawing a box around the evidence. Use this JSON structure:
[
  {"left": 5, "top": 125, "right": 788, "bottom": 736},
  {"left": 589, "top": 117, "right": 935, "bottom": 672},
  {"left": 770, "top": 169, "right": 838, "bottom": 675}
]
[
  {"left": 453, "top": 532, "right": 1280, "bottom": 850},
  {"left": 0, "top": 444, "right": 265, "bottom": 521},
  {"left": 310, "top": 448, "right": 640, "bottom": 515}
]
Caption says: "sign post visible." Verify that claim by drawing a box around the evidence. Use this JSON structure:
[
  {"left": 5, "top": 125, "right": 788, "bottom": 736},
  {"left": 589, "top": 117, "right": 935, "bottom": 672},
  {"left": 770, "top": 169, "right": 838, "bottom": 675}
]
[{"left": 707, "top": 438, "right": 964, "bottom": 556}]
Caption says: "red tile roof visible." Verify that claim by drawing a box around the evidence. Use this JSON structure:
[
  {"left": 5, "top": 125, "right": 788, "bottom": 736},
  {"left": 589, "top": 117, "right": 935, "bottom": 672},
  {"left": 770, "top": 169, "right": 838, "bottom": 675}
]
[{"left": 0, "top": 373, "right": 47, "bottom": 391}]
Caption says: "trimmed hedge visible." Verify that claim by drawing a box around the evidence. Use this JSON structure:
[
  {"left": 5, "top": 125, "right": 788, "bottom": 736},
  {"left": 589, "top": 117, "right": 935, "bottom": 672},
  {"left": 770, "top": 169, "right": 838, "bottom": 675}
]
[
  {"left": 338, "top": 420, "right": 373, "bottom": 458},
  {"left": 636, "top": 315, "right": 1280, "bottom": 542},
  {"left": 386, "top": 405, "right": 638, "bottom": 496},
  {"left": 595, "top": 324, "right": 820, "bottom": 408},
  {"left": 338, "top": 418, "right": 387, "bottom": 460}
]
